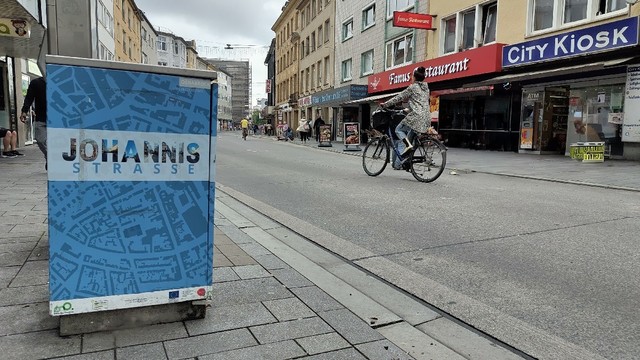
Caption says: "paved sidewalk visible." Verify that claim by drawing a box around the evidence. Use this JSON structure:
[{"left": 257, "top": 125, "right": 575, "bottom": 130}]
[
  {"left": 0, "top": 145, "right": 524, "bottom": 359},
  {"left": 266, "top": 134, "right": 640, "bottom": 192}
]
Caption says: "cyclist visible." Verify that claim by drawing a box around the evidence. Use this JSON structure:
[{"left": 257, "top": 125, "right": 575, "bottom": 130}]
[
  {"left": 240, "top": 118, "right": 249, "bottom": 140},
  {"left": 381, "top": 66, "right": 431, "bottom": 157}
]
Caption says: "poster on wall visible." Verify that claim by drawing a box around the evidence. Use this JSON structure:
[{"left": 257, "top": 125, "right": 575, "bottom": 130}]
[
  {"left": 343, "top": 122, "right": 361, "bottom": 151},
  {"left": 430, "top": 96, "right": 439, "bottom": 122},
  {"left": 520, "top": 128, "right": 533, "bottom": 149},
  {"left": 318, "top": 124, "right": 332, "bottom": 147},
  {"left": 623, "top": 65, "right": 640, "bottom": 142}
]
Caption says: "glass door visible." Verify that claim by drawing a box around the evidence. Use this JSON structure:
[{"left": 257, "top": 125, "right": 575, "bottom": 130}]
[{"left": 520, "top": 89, "right": 544, "bottom": 151}]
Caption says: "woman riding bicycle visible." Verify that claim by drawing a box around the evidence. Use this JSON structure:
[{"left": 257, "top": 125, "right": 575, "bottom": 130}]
[{"left": 381, "top": 66, "right": 431, "bottom": 157}]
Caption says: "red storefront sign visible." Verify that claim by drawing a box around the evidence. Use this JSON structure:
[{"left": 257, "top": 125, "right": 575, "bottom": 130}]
[
  {"left": 367, "top": 43, "right": 504, "bottom": 94},
  {"left": 393, "top": 12, "right": 433, "bottom": 30},
  {"left": 266, "top": 79, "right": 272, "bottom": 93}
]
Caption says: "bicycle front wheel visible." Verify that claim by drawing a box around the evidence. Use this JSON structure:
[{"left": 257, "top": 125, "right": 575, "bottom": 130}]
[
  {"left": 410, "top": 138, "right": 447, "bottom": 182},
  {"left": 362, "top": 138, "right": 389, "bottom": 176}
]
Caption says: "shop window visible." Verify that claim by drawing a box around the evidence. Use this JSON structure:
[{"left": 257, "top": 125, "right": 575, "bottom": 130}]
[
  {"left": 529, "top": 0, "right": 627, "bottom": 34},
  {"left": 386, "top": 0, "right": 413, "bottom": 18},
  {"left": 363, "top": 3, "right": 376, "bottom": 30},
  {"left": 386, "top": 34, "right": 413, "bottom": 69},
  {"left": 361, "top": 49, "right": 374, "bottom": 76},
  {"left": 342, "top": 18, "right": 354, "bottom": 41},
  {"left": 341, "top": 58, "right": 352, "bottom": 82}
]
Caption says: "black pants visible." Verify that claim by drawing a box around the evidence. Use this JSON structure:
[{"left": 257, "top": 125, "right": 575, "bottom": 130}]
[{"left": 301, "top": 132, "right": 309, "bottom": 142}]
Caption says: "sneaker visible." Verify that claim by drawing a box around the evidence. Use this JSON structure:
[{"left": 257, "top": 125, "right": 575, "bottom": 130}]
[
  {"left": 9, "top": 150, "right": 24, "bottom": 156},
  {"left": 2, "top": 151, "right": 17, "bottom": 158}
]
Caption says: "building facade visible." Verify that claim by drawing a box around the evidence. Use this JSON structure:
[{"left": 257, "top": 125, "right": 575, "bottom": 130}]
[
  {"left": 156, "top": 31, "right": 188, "bottom": 68},
  {"left": 113, "top": 0, "right": 142, "bottom": 63},
  {"left": 264, "top": 38, "right": 277, "bottom": 127},
  {"left": 297, "top": 0, "right": 336, "bottom": 125},
  {"left": 96, "top": 0, "right": 116, "bottom": 61},
  {"left": 206, "top": 59, "right": 251, "bottom": 122},
  {"left": 216, "top": 69, "right": 233, "bottom": 130},
  {"left": 139, "top": 10, "right": 158, "bottom": 65},
  {"left": 186, "top": 41, "right": 198, "bottom": 69},
  {"left": 272, "top": 0, "right": 301, "bottom": 129}
]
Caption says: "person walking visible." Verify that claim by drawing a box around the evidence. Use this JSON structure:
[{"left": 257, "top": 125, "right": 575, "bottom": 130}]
[{"left": 20, "top": 77, "right": 47, "bottom": 169}]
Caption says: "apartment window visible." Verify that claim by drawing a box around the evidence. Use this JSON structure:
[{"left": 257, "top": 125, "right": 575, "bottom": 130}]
[
  {"left": 324, "top": 20, "right": 330, "bottom": 42},
  {"left": 324, "top": 56, "right": 330, "bottom": 84},
  {"left": 319, "top": 0, "right": 323, "bottom": 12},
  {"left": 301, "top": 10, "right": 306, "bottom": 27},
  {"left": 318, "top": 25, "right": 323, "bottom": 45},
  {"left": 307, "top": 5, "right": 311, "bottom": 24},
  {"left": 386, "top": 0, "right": 413, "bottom": 18},
  {"left": 363, "top": 3, "right": 376, "bottom": 30},
  {"left": 305, "top": 69, "right": 310, "bottom": 92},
  {"left": 98, "top": 1, "right": 113, "bottom": 35},
  {"left": 311, "top": 31, "right": 316, "bottom": 51},
  {"left": 317, "top": 60, "right": 322, "bottom": 85},
  {"left": 530, "top": 0, "right": 627, "bottom": 33},
  {"left": 142, "top": 28, "right": 147, "bottom": 43},
  {"left": 142, "top": 52, "right": 148, "bottom": 64},
  {"left": 157, "top": 36, "right": 167, "bottom": 51},
  {"left": 342, "top": 18, "right": 354, "bottom": 41},
  {"left": 361, "top": 49, "right": 374, "bottom": 76},
  {"left": 311, "top": 64, "right": 316, "bottom": 88},
  {"left": 174, "top": 42, "right": 179, "bottom": 55},
  {"left": 386, "top": 34, "right": 413, "bottom": 68},
  {"left": 462, "top": 10, "right": 476, "bottom": 50},
  {"left": 312, "top": 0, "right": 317, "bottom": 18},
  {"left": 301, "top": 40, "right": 305, "bottom": 58},
  {"left": 441, "top": 2, "right": 497, "bottom": 54},
  {"left": 305, "top": 36, "right": 310, "bottom": 56},
  {"left": 341, "top": 58, "right": 352, "bottom": 81},
  {"left": 128, "top": 37, "right": 132, "bottom": 59},
  {"left": 122, "top": 30, "right": 127, "bottom": 51},
  {"left": 565, "top": 0, "right": 588, "bottom": 23},
  {"left": 482, "top": 2, "right": 497, "bottom": 44},
  {"left": 121, "top": 0, "right": 125, "bottom": 17},
  {"left": 158, "top": 61, "right": 167, "bottom": 66}
]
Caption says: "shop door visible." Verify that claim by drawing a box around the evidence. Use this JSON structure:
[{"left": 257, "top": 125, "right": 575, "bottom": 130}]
[
  {"left": 541, "top": 87, "right": 569, "bottom": 153},
  {"left": 20, "top": 74, "right": 35, "bottom": 144}
]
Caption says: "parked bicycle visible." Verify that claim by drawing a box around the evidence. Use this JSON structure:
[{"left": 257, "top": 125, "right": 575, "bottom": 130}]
[{"left": 362, "top": 107, "right": 447, "bottom": 183}]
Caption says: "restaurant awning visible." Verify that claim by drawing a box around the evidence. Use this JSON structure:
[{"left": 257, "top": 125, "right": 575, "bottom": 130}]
[
  {"left": 342, "top": 92, "right": 401, "bottom": 105},
  {"left": 0, "top": 0, "right": 47, "bottom": 60}
]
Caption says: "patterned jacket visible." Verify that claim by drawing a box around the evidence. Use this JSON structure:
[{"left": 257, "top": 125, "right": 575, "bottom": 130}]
[{"left": 382, "top": 81, "right": 430, "bottom": 133}]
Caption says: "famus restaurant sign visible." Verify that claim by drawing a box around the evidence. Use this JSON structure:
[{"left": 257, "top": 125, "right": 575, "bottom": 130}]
[
  {"left": 503, "top": 17, "right": 639, "bottom": 67},
  {"left": 368, "top": 43, "right": 503, "bottom": 93},
  {"left": 393, "top": 11, "right": 433, "bottom": 30}
]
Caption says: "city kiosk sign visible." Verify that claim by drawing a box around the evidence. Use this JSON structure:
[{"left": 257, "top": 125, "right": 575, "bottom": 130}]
[
  {"left": 367, "top": 43, "right": 503, "bottom": 94},
  {"left": 503, "top": 17, "right": 639, "bottom": 68}
]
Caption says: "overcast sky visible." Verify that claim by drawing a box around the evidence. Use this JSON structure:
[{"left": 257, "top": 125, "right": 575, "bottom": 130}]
[{"left": 135, "top": 0, "right": 283, "bottom": 105}]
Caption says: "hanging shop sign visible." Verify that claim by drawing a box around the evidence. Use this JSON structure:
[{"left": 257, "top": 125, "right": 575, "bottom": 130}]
[
  {"left": 312, "top": 85, "right": 368, "bottom": 106},
  {"left": 0, "top": 18, "right": 30, "bottom": 38},
  {"left": 393, "top": 12, "right": 434, "bottom": 30},
  {"left": 265, "top": 79, "right": 272, "bottom": 94},
  {"left": 623, "top": 65, "right": 640, "bottom": 142},
  {"left": 368, "top": 43, "right": 503, "bottom": 94},
  {"left": 503, "top": 17, "right": 639, "bottom": 68},
  {"left": 298, "top": 95, "right": 312, "bottom": 107}
]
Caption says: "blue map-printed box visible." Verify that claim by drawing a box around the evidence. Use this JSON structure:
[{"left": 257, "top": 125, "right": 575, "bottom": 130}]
[{"left": 46, "top": 56, "right": 217, "bottom": 316}]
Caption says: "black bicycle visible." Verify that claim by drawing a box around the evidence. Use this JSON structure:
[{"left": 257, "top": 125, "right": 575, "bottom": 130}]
[{"left": 362, "top": 108, "right": 447, "bottom": 183}]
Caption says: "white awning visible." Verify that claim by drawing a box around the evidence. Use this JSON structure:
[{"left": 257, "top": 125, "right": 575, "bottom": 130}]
[{"left": 342, "top": 92, "right": 401, "bottom": 105}]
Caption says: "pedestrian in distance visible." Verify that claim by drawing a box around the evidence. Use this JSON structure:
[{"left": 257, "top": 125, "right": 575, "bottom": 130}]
[
  {"left": 381, "top": 66, "right": 431, "bottom": 157},
  {"left": 314, "top": 115, "right": 325, "bottom": 142},
  {"left": 20, "top": 76, "right": 47, "bottom": 169}
]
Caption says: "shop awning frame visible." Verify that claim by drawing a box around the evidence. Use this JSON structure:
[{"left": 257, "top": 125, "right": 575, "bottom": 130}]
[
  {"left": 463, "top": 58, "right": 637, "bottom": 88},
  {"left": 342, "top": 92, "right": 401, "bottom": 105}
]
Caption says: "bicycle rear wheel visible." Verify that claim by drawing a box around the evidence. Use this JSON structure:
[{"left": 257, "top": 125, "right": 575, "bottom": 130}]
[
  {"left": 362, "top": 137, "right": 389, "bottom": 176},
  {"left": 410, "top": 138, "right": 446, "bottom": 182}
]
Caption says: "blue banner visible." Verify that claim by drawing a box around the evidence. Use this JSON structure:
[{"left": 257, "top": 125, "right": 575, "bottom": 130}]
[
  {"left": 47, "top": 61, "right": 217, "bottom": 315},
  {"left": 503, "top": 17, "right": 639, "bottom": 68}
]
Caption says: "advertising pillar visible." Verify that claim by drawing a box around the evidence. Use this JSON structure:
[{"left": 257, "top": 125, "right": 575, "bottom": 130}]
[{"left": 46, "top": 56, "right": 217, "bottom": 316}]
